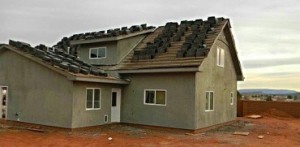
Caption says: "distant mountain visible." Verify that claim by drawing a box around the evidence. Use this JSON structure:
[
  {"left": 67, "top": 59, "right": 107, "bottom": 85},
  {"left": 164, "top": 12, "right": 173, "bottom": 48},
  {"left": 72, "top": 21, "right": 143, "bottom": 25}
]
[{"left": 239, "top": 89, "right": 299, "bottom": 95}]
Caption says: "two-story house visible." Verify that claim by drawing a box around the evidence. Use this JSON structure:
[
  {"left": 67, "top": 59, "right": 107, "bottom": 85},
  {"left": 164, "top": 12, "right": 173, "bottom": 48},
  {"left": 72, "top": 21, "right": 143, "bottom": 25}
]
[{"left": 0, "top": 16, "right": 243, "bottom": 130}]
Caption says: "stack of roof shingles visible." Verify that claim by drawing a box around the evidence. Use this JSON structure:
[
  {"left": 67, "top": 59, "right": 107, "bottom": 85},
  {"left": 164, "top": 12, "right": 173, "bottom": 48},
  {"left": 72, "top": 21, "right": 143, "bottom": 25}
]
[
  {"left": 119, "top": 16, "right": 226, "bottom": 69},
  {"left": 54, "top": 24, "right": 156, "bottom": 57},
  {"left": 8, "top": 40, "right": 107, "bottom": 77}
]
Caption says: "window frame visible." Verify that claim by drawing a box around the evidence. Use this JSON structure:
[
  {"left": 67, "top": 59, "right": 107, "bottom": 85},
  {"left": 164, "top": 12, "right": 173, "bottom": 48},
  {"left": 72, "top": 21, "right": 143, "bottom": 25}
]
[
  {"left": 144, "top": 89, "right": 167, "bottom": 106},
  {"left": 89, "top": 47, "right": 107, "bottom": 59},
  {"left": 0, "top": 86, "right": 8, "bottom": 119},
  {"left": 86, "top": 88, "right": 101, "bottom": 110},
  {"left": 217, "top": 47, "right": 225, "bottom": 67},
  {"left": 205, "top": 91, "right": 214, "bottom": 112},
  {"left": 230, "top": 92, "right": 234, "bottom": 105}
]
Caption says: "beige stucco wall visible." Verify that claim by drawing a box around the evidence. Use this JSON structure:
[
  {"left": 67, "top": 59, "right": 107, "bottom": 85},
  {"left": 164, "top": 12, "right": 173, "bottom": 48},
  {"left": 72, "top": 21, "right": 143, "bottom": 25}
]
[
  {"left": 77, "top": 41, "right": 118, "bottom": 65},
  {"left": 121, "top": 73, "right": 196, "bottom": 130},
  {"left": 0, "top": 50, "right": 73, "bottom": 128},
  {"left": 76, "top": 35, "right": 145, "bottom": 65},
  {"left": 195, "top": 30, "right": 237, "bottom": 129},
  {"left": 71, "top": 81, "right": 122, "bottom": 128},
  {"left": 116, "top": 35, "right": 145, "bottom": 63}
]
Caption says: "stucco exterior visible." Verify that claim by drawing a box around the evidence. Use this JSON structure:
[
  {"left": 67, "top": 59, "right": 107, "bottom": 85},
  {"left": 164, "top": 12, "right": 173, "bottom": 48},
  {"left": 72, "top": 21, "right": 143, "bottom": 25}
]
[
  {"left": 76, "top": 34, "right": 145, "bottom": 65},
  {"left": 71, "top": 81, "right": 122, "bottom": 128},
  {"left": 0, "top": 17, "right": 242, "bottom": 130},
  {"left": 0, "top": 50, "right": 73, "bottom": 128},
  {"left": 121, "top": 73, "right": 196, "bottom": 130},
  {"left": 77, "top": 41, "right": 118, "bottom": 65},
  {"left": 195, "top": 30, "right": 237, "bottom": 129}
]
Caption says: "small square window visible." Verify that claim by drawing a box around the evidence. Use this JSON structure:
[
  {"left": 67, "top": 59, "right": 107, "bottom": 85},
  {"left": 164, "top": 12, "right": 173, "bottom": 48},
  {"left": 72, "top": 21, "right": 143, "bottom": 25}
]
[{"left": 90, "top": 47, "right": 106, "bottom": 59}]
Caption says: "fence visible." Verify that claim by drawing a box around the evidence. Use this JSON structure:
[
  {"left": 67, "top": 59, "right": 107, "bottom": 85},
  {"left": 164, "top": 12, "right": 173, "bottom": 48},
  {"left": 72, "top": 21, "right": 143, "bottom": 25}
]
[{"left": 237, "top": 100, "right": 300, "bottom": 118}]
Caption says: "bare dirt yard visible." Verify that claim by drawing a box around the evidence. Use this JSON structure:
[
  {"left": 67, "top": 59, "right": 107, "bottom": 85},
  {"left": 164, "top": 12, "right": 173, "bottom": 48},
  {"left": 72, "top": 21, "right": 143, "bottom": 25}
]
[{"left": 0, "top": 115, "right": 299, "bottom": 146}]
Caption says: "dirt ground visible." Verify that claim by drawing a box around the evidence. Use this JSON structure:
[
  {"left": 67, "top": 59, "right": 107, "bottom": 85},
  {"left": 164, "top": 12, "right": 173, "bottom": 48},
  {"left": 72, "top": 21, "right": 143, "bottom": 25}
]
[{"left": 0, "top": 116, "right": 299, "bottom": 147}]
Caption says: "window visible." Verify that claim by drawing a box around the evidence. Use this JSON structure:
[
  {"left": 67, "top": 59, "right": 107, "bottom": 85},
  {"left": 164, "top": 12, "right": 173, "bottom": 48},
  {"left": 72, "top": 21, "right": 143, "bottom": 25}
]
[
  {"left": 230, "top": 92, "right": 234, "bottom": 105},
  {"left": 89, "top": 47, "right": 106, "bottom": 59},
  {"left": 144, "top": 89, "right": 166, "bottom": 106},
  {"left": 112, "top": 92, "right": 117, "bottom": 107},
  {"left": 217, "top": 47, "right": 225, "bottom": 67},
  {"left": 86, "top": 88, "right": 101, "bottom": 110},
  {"left": 205, "top": 91, "right": 214, "bottom": 111}
]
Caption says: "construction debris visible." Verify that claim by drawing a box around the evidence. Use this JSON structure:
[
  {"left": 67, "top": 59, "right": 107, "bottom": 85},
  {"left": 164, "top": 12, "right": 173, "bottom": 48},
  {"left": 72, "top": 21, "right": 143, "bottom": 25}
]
[
  {"left": 258, "top": 135, "right": 264, "bottom": 139},
  {"left": 232, "top": 131, "right": 250, "bottom": 136},
  {"left": 247, "top": 115, "right": 263, "bottom": 119},
  {"left": 26, "top": 128, "right": 45, "bottom": 133},
  {"left": 185, "top": 133, "right": 196, "bottom": 136}
]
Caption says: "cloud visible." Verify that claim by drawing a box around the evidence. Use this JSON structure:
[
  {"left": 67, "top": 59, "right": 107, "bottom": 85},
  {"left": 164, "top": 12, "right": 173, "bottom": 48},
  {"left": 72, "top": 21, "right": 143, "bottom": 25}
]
[{"left": 242, "top": 57, "right": 300, "bottom": 68}]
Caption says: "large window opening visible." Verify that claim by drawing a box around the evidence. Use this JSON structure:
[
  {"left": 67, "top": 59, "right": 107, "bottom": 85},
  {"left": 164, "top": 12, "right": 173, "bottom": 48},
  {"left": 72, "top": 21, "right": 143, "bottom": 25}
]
[{"left": 144, "top": 89, "right": 167, "bottom": 106}]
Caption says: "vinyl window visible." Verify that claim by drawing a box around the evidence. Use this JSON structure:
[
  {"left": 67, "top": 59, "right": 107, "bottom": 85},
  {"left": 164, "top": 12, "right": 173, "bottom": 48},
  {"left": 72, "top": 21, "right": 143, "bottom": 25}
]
[
  {"left": 205, "top": 91, "right": 214, "bottom": 111},
  {"left": 230, "top": 92, "right": 234, "bottom": 105},
  {"left": 217, "top": 47, "right": 225, "bottom": 67},
  {"left": 89, "top": 47, "right": 106, "bottom": 59},
  {"left": 86, "top": 88, "right": 101, "bottom": 110},
  {"left": 144, "top": 89, "right": 167, "bottom": 106}
]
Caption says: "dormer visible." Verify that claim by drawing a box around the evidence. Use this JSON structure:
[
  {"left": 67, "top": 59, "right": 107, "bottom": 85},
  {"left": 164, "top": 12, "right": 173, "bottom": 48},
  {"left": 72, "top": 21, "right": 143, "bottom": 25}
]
[{"left": 57, "top": 25, "right": 156, "bottom": 66}]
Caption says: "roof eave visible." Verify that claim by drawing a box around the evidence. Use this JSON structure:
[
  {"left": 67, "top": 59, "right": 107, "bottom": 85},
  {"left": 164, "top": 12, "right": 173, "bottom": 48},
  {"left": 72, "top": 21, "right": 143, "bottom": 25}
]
[
  {"left": 72, "top": 76, "right": 130, "bottom": 84},
  {"left": 223, "top": 20, "right": 244, "bottom": 80},
  {"left": 117, "top": 67, "right": 200, "bottom": 74}
]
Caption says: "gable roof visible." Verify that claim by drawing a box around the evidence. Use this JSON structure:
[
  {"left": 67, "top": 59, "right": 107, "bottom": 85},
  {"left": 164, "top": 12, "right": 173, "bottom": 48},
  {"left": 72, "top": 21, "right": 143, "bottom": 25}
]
[
  {"left": 0, "top": 42, "right": 129, "bottom": 84},
  {"left": 115, "top": 17, "right": 243, "bottom": 81}
]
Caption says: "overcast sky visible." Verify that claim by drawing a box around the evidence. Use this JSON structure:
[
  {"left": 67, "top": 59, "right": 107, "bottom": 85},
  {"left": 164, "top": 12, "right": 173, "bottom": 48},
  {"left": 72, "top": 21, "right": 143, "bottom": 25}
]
[{"left": 1, "top": 0, "right": 300, "bottom": 91}]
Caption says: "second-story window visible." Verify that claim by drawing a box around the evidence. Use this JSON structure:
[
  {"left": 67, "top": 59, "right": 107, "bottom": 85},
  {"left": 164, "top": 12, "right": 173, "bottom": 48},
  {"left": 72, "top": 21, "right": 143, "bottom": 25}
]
[
  {"left": 217, "top": 47, "right": 225, "bottom": 67},
  {"left": 90, "top": 47, "right": 106, "bottom": 59}
]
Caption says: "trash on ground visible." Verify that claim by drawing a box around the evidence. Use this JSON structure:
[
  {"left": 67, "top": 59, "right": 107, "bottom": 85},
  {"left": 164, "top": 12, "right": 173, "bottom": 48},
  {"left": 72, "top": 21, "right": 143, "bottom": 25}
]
[
  {"left": 232, "top": 131, "right": 250, "bottom": 136},
  {"left": 258, "top": 135, "right": 264, "bottom": 139},
  {"left": 26, "top": 128, "right": 45, "bottom": 133},
  {"left": 247, "top": 115, "right": 263, "bottom": 119}
]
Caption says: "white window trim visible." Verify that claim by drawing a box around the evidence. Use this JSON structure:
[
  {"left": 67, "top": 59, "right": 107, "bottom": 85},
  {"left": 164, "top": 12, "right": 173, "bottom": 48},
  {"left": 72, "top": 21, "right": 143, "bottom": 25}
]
[
  {"left": 89, "top": 47, "right": 107, "bottom": 59},
  {"left": 230, "top": 92, "right": 234, "bottom": 105},
  {"left": 86, "top": 88, "right": 101, "bottom": 110},
  {"left": 217, "top": 47, "right": 225, "bottom": 67},
  {"left": 144, "top": 89, "right": 167, "bottom": 106},
  {"left": 205, "top": 91, "right": 214, "bottom": 112}
]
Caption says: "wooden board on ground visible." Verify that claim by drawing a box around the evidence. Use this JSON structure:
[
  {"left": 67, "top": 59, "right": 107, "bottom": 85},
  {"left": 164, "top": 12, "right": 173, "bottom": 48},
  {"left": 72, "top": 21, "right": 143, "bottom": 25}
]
[
  {"left": 233, "top": 131, "right": 250, "bottom": 136},
  {"left": 247, "top": 115, "right": 263, "bottom": 119}
]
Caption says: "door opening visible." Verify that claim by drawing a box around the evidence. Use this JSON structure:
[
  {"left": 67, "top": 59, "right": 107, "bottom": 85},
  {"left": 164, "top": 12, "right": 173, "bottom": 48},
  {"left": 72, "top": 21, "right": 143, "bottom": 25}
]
[{"left": 111, "top": 88, "right": 121, "bottom": 122}]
